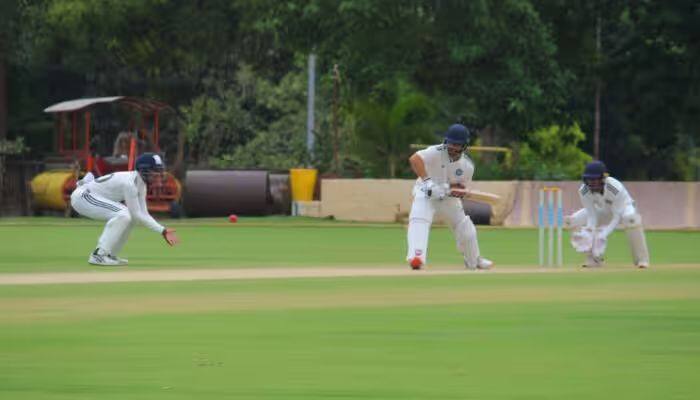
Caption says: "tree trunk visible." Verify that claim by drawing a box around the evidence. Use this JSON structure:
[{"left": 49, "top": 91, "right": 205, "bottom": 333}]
[
  {"left": 593, "top": 14, "right": 601, "bottom": 160},
  {"left": 174, "top": 128, "right": 187, "bottom": 180},
  {"left": 0, "top": 33, "right": 6, "bottom": 210},
  {"left": 0, "top": 32, "right": 7, "bottom": 141}
]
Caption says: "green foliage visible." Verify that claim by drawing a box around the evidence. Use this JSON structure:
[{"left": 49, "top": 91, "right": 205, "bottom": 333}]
[
  {"left": 241, "top": 66, "right": 311, "bottom": 170},
  {"left": 211, "top": 130, "right": 308, "bottom": 171},
  {"left": 15, "top": 0, "right": 271, "bottom": 103},
  {"left": 352, "top": 79, "right": 437, "bottom": 178},
  {"left": 312, "top": 110, "right": 367, "bottom": 177},
  {"left": 250, "top": 0, "right": 569, "bottom": 134},
  {"left": 0, "top": 137, "right": 28, "bottom": 155},
  {"left": 670, "top": 134, "right": 700, "bottom": 181},
  {"left": 535, "top": 1, "right": 700, "bottom": 180},
  {"left": 180, "top": 68, "right": 257, "bottom": 164},
  {"left": 7, "top": 0, "right": 700, "bottom": 180},
  {"left": 468, "top": 143, "right": 516, "bottom": 180},
  {"left": 514, "top": 123, "right": 592, "bottom": 180},
  {"left": 182, "top": 65, "right": 311, "bottom": 169},
  {"left": 424, "top": 0, "right": 570, "bottom": 133}
]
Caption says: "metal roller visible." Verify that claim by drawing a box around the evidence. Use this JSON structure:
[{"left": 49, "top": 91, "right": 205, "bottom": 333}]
[
  {"left": 183, "top": 170, "right": 271, "bottom": 217},
  {"left": 462, "top": 199, "right": 492, "bottom": 225}
]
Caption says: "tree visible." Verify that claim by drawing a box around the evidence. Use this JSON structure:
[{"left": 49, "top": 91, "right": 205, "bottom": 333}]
[
  {"left": 0, "top": 0, "right": 20, "bottom": 141},
  {"left": 536, "top": 1, "right": 700, "bottom": 180},
  {"left": 9, "top": 0, "right": 700, "bottom": 179},
  {"left": 15, "top": 0, "right": 286, "bottom": 106},
  {"left": 600, "top": 1, "right": 700, "bottom": 179},
  {"left": 181, "top": 65, "right": 312, "bottom": 169},
  {"left": 352, "top": 79, "right": 437, "bottom": 178},
  {"left": 514, "top": 123, "right": 592, "bottom": 180},
  {"left": 418, "top": 0, "right": 570, "bottom": 134},
  {"left": 9, "top": 0, "right": 298, "bottom": 158},
  {"left": 250, "top": 0, "right": 570, "bottom": 143}
]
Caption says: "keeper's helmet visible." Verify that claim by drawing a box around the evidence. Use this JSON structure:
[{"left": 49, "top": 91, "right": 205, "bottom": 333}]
[
  {"left": 135, "top": 153, "right": 165, "bottom": 184},
  {"left": 582, "top": 160, "right": 607, "bottom": 191}
]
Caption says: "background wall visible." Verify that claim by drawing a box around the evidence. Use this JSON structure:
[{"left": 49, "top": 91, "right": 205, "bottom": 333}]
[{"left": 317, "top": 179, "right": 700, "bottom": 229}]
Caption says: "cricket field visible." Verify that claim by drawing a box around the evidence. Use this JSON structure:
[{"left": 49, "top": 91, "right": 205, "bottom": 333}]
[{"left": 1, "top": 217, "right": 699, "bottom": 399}]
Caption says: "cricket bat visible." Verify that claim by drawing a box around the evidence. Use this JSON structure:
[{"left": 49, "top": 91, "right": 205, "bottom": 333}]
[{"left": 450, "top": 187, "right": 501, "bottom": 204}]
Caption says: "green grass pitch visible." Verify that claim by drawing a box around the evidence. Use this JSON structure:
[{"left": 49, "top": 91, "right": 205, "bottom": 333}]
[{"left": 0, "top": 217, "right": 699, "bottom": 399}]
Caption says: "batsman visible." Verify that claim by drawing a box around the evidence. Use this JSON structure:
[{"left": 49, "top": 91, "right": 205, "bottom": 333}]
[
  {"left": 565, "top": 160, "right": 650, "bottom": 268},
  {"left": 406, "top": 123, "right": 493, "bottom": 270}
]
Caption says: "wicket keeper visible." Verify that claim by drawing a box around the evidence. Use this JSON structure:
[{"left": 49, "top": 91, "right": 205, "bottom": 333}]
[{"left": 565, "top": 160, "right": 650, "bottom": 268}]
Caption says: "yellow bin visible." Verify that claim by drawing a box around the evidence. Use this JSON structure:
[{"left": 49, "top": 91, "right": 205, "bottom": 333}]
[{"left": 289, "top": 168, "right": 318, "bottom": 201}]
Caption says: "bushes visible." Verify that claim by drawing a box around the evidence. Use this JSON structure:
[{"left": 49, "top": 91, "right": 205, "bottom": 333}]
[
  {"left": 181, "top": 65, "right": 311, "bottom": 169},
  {"left": 513, "top": 123, "right": 592, "bottom": 180},
  {"left": 180, "top": 63, "right": 593, "bottom": 180}
]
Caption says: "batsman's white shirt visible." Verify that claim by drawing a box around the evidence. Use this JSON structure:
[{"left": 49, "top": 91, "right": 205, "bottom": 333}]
[
  {"left": 75, "top": 171, "right": 164, "bottom": 233},
  {"left": 578, "top": 177, "right": 634, "bottom": 229},
  {"left": 413, "top": 145, "right": 474, "bottom": 197}
]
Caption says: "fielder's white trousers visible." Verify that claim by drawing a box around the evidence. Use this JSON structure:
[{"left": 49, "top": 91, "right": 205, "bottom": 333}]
[
  {"left": 70, "top": 187, "right": 135, "bottom": 256},
  {"left": 406, "top": 195, "right": 481, "bottom": 267}
]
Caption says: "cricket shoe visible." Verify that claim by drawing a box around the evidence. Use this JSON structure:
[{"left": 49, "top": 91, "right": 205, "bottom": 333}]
[
  {"left": 114, "top": 256, "right": 129, "bottom": 265},
  {"left": 465, "top": 257, "right": 493, "bottom": 270},
  {"left": 477, "top": 257, "right": 494, "bottom": 270},
  {"left": 582, "top": 254, "right": 604, "bottom": 268},
  {"left": 636, "top": 262, "right": 649, "bottom": 269},
  {"left": 409, "top": 257, "right": 423, "bottom": 270},
  {"left": 88, "top": 250, "right": 126, "bottom": 266}
]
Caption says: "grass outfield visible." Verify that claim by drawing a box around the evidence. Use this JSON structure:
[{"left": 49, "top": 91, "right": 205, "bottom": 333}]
[
  {"left": 0, "top": 217, "right": 698, "bottom": 272},
  {"left": 0, "top": 217, "right": 699, "bottom": 399}
]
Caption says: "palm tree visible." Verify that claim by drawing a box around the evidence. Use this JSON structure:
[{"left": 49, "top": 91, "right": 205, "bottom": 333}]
[{"left": 353, "top": 80, "right": 437, "bottom": 178}]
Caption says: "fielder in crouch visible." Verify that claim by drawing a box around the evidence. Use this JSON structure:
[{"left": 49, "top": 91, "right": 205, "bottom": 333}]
[
  {"left": 406, "top": 124, "right": 493, "bottom": 270},
  {"left": 70, "top": 153, "right": 180, "bottom": 266},
  {"left": 565, "top": 160, "right": 649, "bottom": 268}
]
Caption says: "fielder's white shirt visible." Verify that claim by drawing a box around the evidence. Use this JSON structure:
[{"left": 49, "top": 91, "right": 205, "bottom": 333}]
[
  {"left": 578, "top": 176, "right": 634, "bottom": 229},
  {"left": 413, "top": 145, "right": 474, "bottom": 198},
  {"left": 81, "top": 171, "right": 165, "bottom": 233}
]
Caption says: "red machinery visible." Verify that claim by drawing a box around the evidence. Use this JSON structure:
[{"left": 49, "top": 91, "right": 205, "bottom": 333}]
[{"left": 35, "top": 96, "right": 182, "bottom": 214}]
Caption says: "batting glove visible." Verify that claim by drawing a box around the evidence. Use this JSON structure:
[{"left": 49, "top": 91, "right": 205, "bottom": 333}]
[{"left": 422, "top": 178, "right": 447, "bottom": 200}]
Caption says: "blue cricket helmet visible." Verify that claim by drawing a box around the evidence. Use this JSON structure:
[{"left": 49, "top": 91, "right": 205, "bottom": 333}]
[
  {"left": 582, "top": 160, "right": 607, "bottom": 180},
  {"left": 444, "top": 124, "right": 470, "bottom": 145},
  {"left": 135, "top": 153, "right": 165, "bottom": 175}
]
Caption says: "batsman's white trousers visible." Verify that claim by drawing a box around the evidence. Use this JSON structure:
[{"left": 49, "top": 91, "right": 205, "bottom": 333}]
[
  {"left": 567, "top": 204, "right": 649, "bottom": 265},
  {"left": 406, "top": 195, "right": 481, "bottom": 267},
  {"left": 70, "top": 188, "right": 134, "bottom": 256}
]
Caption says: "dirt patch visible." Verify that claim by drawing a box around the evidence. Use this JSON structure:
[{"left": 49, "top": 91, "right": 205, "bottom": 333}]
[
  {"left": 2, "top": 272, "right": 699, "bottom": 324},
  {"left": 1, "top": 264, "right": 698, "bottom": 286},
  {"left": 0, "top": 266, "right": 578, "bottom": 286},
  {"left": 2, "top": 265, "right": 698, "bottom": 323}
]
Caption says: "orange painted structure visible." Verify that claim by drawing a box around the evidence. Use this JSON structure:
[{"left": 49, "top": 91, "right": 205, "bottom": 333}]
[{"left": 34, "top": 97, "right": 181, "bottom": 214}]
